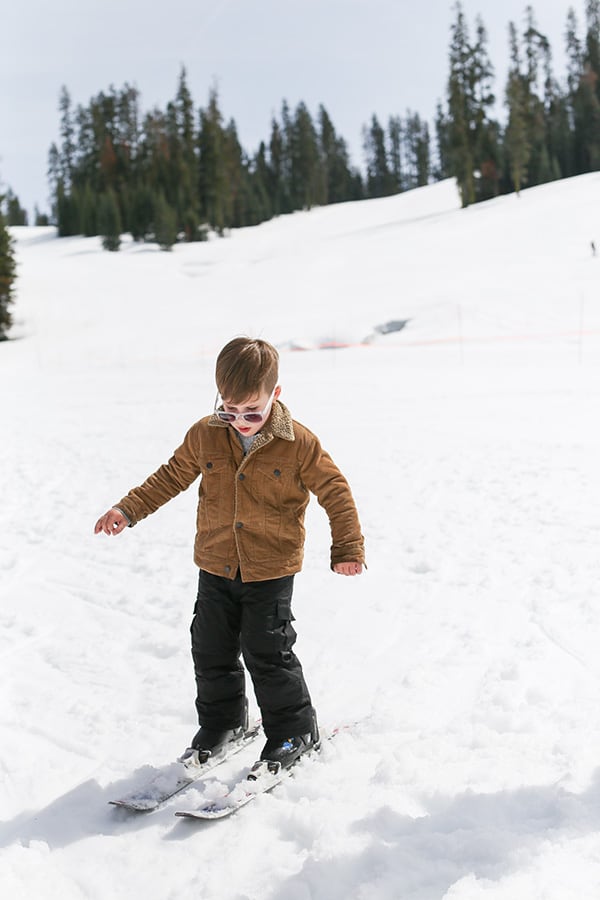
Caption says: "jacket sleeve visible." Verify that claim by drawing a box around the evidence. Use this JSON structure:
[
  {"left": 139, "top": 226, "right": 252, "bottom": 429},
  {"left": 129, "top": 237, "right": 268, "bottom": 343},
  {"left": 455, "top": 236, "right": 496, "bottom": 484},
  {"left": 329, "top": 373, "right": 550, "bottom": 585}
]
[
  {"left": 297, "top": 432, "right": 365, "bottom": 568},
  {"left": 114, "top": 424, "right": 202, "bottom": 526}
]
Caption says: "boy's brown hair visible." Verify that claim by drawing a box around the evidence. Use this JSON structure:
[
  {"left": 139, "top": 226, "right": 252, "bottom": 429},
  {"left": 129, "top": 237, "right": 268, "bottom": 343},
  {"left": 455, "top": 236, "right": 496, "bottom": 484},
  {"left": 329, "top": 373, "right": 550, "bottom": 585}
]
[{"left": 215, "top": 337, "right": 279, "bottom": 401}]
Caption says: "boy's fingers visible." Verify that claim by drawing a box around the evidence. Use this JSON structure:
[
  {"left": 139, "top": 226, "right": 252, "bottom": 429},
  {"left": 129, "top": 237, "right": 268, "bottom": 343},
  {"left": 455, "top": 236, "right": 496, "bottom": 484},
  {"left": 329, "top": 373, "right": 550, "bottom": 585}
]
[
  {"left": 94, "top": 516, "right": 108, "bottom": 534},
  {"left": 334, "top": 562, "right": 363, "bottom": 576}
]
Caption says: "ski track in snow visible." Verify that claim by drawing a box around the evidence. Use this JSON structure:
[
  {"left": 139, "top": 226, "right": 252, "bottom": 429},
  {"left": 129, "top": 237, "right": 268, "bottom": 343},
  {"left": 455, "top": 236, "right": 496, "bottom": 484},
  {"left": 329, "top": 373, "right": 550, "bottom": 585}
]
[{"left": 2, "top": 176, "right": 600, "bottom": 899}]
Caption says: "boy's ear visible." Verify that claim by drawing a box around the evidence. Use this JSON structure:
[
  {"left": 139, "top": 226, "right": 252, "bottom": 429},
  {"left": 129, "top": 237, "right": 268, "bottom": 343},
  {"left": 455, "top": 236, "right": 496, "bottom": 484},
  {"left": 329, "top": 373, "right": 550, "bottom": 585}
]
[{"left": 274, "top": 385, "right": 282, "bottom": 400}]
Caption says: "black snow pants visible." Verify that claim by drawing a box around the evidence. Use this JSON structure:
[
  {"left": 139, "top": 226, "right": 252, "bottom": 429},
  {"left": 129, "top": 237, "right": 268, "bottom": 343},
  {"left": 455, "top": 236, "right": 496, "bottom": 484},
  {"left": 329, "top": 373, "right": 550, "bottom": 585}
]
[{"left": 190, "top": 569, "right": 314, "bottom": 740}]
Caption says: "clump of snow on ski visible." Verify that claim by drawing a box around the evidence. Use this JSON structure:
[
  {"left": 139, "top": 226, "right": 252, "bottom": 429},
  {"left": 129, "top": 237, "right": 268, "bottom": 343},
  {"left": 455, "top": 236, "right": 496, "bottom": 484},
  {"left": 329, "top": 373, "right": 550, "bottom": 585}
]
[
  {"left": 175, "top": 763, "right": 285, "bottom": 820},
  {"left": 109, "top": 722, "right": 261, "bottom": 811}
]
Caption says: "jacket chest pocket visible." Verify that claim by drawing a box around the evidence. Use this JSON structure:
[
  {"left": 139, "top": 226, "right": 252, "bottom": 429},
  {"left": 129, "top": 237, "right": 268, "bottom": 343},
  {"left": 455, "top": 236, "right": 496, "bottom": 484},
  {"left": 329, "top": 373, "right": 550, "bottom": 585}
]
[
  {"left": 200, "top": 457, "right": 234, "bottom": 501},
  {"left": 252, "top": 463, "right": 294, "bottom": 507}
]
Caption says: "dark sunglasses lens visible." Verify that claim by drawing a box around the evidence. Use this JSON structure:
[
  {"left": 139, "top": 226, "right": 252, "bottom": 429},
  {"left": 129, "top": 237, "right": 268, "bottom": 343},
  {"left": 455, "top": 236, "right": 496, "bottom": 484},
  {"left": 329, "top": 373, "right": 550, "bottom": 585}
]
[
  {"left": 243, "top": 413, "right": 263, "bottom": 423},
  {"left": 217, "top": 412, "right": 236, "bottom": 422}
]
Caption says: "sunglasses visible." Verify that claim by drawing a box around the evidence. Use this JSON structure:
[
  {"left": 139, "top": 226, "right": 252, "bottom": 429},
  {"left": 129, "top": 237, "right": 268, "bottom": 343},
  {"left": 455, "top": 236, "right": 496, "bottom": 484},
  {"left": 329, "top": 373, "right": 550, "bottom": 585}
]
[{"left": 214, "top": 388, "right": 276, "bottom": 423}]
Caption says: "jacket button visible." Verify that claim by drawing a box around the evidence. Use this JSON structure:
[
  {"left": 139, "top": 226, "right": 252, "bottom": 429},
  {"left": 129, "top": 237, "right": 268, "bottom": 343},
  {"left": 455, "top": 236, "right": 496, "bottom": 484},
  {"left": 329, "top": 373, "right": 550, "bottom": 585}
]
[
  {"left": 224, "top": 565, "right": 231, "bottom": 573},
  {"left": 206, "top": 462, "right": 213, "bottom": 469},
  {"left": 236, "top": 522, "right": 243, "bottom": 529},
  {"left": 274, "top": 469, "right": 281, "bottom": 477},
  {"left": 239, "top": 473, "right": 245, "bottom": 480}
]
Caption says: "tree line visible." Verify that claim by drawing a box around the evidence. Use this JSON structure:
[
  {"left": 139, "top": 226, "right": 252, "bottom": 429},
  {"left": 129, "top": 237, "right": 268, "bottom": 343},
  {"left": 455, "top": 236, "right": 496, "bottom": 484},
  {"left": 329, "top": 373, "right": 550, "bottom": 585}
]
[
  {"left": 45, "top": 70, "right": 431, "bottom": 251},
  {"left": 46, "top": 2, "right": 600, "bottom": 250},
  {"left": 2, "top": 0, "right": 600, "bottom": 261}
]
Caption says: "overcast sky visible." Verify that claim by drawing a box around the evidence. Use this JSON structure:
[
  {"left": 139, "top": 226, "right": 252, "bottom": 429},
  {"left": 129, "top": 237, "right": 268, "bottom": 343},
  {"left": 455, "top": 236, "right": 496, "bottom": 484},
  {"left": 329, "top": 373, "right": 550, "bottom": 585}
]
[{"left": 0, "top": 0, "right": 588, "bottom": 216}]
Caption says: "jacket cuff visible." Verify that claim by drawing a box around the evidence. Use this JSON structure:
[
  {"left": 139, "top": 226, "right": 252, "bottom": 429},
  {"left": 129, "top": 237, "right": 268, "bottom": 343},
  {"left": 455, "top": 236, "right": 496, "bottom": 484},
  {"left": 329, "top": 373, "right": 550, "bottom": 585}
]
[
  {"left": 330, "top": 539, "right": 365, "bottom": 568},
  {"left": 113, "top": 506, "right": 133, "bottom": 527}
]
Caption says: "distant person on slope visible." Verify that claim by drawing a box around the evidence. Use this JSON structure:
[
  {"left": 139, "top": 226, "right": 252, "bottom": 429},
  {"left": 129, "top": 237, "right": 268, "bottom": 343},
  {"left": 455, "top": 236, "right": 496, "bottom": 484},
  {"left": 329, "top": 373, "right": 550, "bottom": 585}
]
[{"left": 94, "top": 337, "right": 365, "bottom": 770}]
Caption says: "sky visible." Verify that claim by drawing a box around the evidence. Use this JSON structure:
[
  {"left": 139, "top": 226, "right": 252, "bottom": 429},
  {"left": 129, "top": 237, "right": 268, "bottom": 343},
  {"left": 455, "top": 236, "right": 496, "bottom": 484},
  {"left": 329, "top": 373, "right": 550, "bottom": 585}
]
[{"left": 0, "top": 0, "right": 589, "bottom": 217}]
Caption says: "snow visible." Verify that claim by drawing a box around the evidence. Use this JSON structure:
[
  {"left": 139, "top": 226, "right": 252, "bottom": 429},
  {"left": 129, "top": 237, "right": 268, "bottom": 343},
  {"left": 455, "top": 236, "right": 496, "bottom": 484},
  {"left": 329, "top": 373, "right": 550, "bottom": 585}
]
[{"left": 2, "top": 173, "right": 600, "bottom": 899}]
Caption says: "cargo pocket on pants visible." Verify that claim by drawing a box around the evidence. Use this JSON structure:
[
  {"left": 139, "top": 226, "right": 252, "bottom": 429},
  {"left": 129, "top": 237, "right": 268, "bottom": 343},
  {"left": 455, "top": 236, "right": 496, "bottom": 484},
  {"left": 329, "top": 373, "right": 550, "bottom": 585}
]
[{"left": 275, "top": 599, "right": 297, "bottom": 663}]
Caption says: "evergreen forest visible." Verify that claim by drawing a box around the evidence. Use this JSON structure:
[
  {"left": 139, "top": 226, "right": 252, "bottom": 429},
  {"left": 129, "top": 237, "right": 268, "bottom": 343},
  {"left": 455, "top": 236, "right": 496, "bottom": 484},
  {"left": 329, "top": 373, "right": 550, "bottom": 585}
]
[{"left": 6, "top": 1, "right": 600, "bottom": 252}]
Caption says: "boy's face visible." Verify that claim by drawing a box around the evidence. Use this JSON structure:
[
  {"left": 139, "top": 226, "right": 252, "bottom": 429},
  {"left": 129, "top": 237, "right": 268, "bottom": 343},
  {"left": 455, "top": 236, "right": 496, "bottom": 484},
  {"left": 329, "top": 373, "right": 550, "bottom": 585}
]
[{"left": 221, "top": 385, "right": 281, "bottom": 437}]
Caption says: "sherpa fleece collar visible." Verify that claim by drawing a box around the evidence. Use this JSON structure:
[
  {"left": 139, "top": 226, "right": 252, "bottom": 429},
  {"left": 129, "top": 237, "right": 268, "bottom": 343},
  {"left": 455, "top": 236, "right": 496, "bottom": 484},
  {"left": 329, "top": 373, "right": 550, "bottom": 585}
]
[{"left": 208, "top": 400, "right": 295, "bottom": 443}]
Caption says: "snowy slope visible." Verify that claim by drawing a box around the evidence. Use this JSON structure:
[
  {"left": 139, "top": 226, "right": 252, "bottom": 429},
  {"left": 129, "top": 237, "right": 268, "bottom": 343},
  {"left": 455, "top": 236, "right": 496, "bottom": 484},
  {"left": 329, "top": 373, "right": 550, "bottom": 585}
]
[{"left": 2, "top": 175, "right": 600, "bottom": 900}]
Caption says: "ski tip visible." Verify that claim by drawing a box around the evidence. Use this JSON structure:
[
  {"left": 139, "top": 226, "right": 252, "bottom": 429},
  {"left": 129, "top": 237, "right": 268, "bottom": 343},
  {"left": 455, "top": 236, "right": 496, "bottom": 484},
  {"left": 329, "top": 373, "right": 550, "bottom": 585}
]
[
  {"left": 109, "top": 799, "right": 157, "bottom": 812},
  {"left": 175, "top": 807, "right": 237, "bottom": 820}
]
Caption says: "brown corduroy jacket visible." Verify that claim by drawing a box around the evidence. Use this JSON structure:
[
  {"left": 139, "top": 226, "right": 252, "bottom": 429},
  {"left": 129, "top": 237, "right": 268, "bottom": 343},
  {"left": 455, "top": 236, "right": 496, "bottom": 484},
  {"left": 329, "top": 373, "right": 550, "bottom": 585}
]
[{"left": 115, "top": 401, "right": 365, "bottom": 582}]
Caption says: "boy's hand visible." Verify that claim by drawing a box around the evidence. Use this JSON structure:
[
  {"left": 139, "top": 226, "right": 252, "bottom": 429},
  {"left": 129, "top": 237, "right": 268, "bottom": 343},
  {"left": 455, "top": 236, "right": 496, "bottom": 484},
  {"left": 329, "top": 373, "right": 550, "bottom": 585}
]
[
  {"left": 94, "top": 508, "right": 129, "bottom": 536},
  {"left": 333, "top": 562, "right": 363, "bottom": 576}
]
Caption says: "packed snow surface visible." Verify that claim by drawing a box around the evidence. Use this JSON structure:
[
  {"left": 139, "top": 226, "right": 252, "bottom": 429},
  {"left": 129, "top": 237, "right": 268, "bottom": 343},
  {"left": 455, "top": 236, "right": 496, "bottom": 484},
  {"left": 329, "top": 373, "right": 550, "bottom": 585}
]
[{"left": 2, "top": 175, "right": 600, "bottom": 899}]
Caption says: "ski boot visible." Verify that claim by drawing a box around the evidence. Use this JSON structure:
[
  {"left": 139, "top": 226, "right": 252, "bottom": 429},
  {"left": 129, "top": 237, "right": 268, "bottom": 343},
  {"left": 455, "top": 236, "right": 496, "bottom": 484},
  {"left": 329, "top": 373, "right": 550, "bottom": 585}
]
[{"left": 259, "top": 708, "right": 320, "bottom": 771}]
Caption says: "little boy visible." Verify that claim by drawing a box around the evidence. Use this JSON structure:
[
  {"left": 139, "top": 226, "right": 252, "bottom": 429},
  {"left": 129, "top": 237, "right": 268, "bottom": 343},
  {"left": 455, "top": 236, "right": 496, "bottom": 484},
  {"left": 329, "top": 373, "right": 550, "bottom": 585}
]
[{"left": 95, "top": 337, "right": 364, "bottom": 769}]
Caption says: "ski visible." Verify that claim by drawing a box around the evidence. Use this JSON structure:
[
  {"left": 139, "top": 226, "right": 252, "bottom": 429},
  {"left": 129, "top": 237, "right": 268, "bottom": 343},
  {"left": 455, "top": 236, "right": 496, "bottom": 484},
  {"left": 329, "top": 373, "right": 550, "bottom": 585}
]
[
  {"left": 109, "top": 722, "right": 262, "bottom": 812},
  {"left": 175, "top": 725, "right": 348, "bottom": 820},
  {"left": 174, "top": 758, "right": 292, "bottom": 820}
]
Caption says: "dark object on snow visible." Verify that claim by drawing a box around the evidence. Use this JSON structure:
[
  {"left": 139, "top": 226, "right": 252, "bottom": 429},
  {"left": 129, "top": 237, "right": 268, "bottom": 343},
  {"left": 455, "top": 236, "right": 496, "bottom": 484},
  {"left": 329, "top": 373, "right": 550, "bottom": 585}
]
[
  {"left": 374, "top": 319, "right": 410, "bottom": 335},
  {"left": 592, "top": 241, "right": 597, "bottom": 257}
]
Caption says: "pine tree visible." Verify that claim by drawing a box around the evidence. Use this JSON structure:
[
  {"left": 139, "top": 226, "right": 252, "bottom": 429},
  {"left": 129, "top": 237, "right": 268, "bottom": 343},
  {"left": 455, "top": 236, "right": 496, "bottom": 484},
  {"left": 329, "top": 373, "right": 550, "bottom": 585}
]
[
  {"left": 72, "top": 103, "right": 98, "bottom": 196},
  {"left": 586, "top": 0, "right": 600, "bottom": 100},
  {"left": 0, "top": 199, "right": 16, "bottom": 340},
  {"left": 447, "top": 3, "right": 476, "bottom": 205},
  {"left": 138, "top": 107, "right": 170, "bottom": 213},
  {"left": 318, "top": 105, "right": 356, "bottom": 203},
  {"left": 505, "top": 21, "right": 531, "bottom": 194},
  {"left": 129, "top": 185, "right": 155, "bottom": 241},
  {"left": 279, "top": 101, "right": 295, "bottom": 211},
  {"left": 567, "top": 3, "right": 600, "bottom": 172},
  {"left": 154, "top": 192, "right": 178, "bottom": 250},
  {"left": 197, "top": 88, "right": 227, "bottom": 233},
  {"left": 5, "top": 189, "right": 28, "bottom": 225},
  {"left": 446, "top": 5, "right": 497, "bottom": 205},
  {"left": 58, "top": 86, "right": 76, "bottom": 190},
  {"left": 434, "top": 102, "right": 452, "bottom": 180},
  {"left": 471, "top": 18, "right": 499, "bottom": 198},
  {"left": 290, "top": 102, "right": 323, "bottom": 209},
  {"left": 98, "top": 189, "right": 122, "bottom": 251},
  {"left": 174, "top": 67, "right": 198, "bottom": 237},
  {"left": 363, "top": 115, "right": 394, "bottom": 197},
  {"left": 56, "top": 181, "right": 80, "bottom": 236},
  {"left": 266, "top": 118, "right": 289, "bottom": 215},
  {"left": 566, "top": 6, "right": 587, "bottom": 173},
  {"left": 80, "top": 183, "right": 97, "bottom": 236},
  {"left": 404, "top": 112, "right": 431, "bottom": 188},
  {"left": 47, "top": 143, "right": 61, "bottom": 220},
  {"left": 582, "top": 0, "right": 600, "bottom": 168},
  {"left": 578, "top": 65, "right": 600, "bottom": 170},
  {"left": 249, "top": 142, "right": 273, "bottom": 223},
  {"left": 540, "top": 29, "right": 568, "bottom": 180},
  {"left": 222, "top": 119, "right": 247, "bottom": 227},
  {"left": 388, "top": 116, "right": 404, "bottom": 191},
  {"left": 521, "top": 6, "right": 552, "bottom": 185}
]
